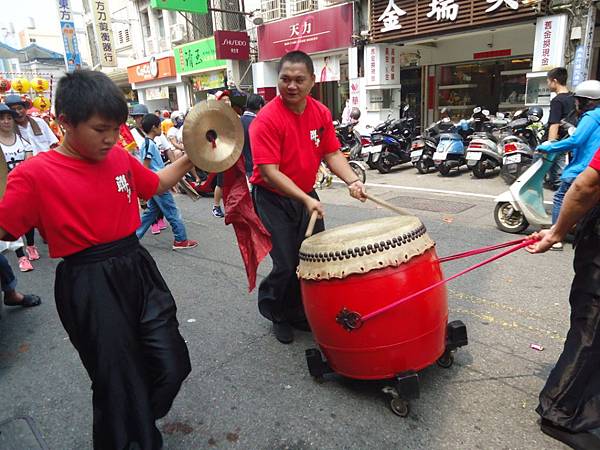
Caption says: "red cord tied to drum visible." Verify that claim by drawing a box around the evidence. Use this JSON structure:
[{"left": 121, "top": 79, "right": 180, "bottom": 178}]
[{"left": 335, "top": 237, "right": 538, "bottom": 332}]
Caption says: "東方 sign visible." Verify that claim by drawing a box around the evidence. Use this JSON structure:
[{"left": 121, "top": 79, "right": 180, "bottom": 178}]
[
  {"left": 127, "top": 56, "right": 177, "bottom": 84},
  {"left": 150, "top": 0, "right": 208, "bottom": 15},
  {"left": 214, "top": 31, "right": 250, "bottom": 61},
  {"left": 256, "top": 3, "right": 353, "bottom": 61},
  {"left": 371, "top": 0, "right": 546, "bottom": 43},
  {"left": 56, "top": 0, "right": 82, "bottom": 72},
  {"left": 173, "top": 38, "right": 227, "bottom": 75}
]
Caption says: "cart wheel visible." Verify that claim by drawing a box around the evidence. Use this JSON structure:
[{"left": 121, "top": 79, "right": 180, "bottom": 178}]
[
  {"left": 390, "top": 398, "right": 409, "bottom": 417},
  {"left": 437, "top": 351, "right": 454, "bottom": 369},
  {"left": 305, "top": 348, "right": 330, "bottom": 379}
]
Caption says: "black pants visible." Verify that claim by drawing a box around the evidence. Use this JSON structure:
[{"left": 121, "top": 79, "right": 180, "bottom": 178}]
[
  {"left": 55, "top": 235, "right": 191, "bottom": 449},
  {"left": 537, "top": 206, "right": 600, "bottom": 432},
  {"left": 252, "top": 186, "right": 324, "bottom": 324}
]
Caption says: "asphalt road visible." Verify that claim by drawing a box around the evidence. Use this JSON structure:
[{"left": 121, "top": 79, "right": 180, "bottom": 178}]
[{"left": 0, "top": 166, "right": 571, "bottom": 449}]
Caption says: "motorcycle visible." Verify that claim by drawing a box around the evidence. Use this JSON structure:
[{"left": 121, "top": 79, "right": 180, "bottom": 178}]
[
  {"left": 365, "top": 117, "right": 394, "bottom": 169},
  {"left": 493, "top": 120, "right": 575, "bottom": 233},
  {"left": 433, "top": 119, "right": 473, "bottom": 176},
  {"left": 411, "top": 114, "right": 454, "bottom": 174},
  {"left": 500, "top": 109, "right": 544, "bottom": 185},
  {"left": 466, "top": 108, "right": 509, "bottom": 178},
  {"left": 375, "top": 105, "right": 417, "bottom": 174}
]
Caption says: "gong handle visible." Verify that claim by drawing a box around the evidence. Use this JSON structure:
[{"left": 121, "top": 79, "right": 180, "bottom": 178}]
[
  {"left": 365, "top": 193, "right": 411, "bottom": 216},
  {"left": 305, "top": 210, "right": 319, "bottom": 238}
]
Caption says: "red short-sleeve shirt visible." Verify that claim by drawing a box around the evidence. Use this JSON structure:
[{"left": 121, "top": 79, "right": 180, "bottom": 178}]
[
  {"left": 249, "top": 96, "right": 340, "bottom": 193},
  {"left": 589, "top": 147, "right": 600, "bottom": 171},
  {"left": 0, "top": 146, "right": 159, "bottom": 257}
]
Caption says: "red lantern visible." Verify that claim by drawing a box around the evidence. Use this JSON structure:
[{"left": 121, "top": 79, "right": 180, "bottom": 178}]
[{"left": 0, "top": 78, "right": 11, "bottom": 93}]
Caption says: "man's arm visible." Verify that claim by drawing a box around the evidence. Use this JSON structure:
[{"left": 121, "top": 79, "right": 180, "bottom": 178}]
[
  {"left": 547, "top": 123, "right": 560, "bottom": 142},
  {"left": 168, "top": 135, "right": 185, "bottom": 151},
  {"left": 527, "top": 166, "right": 600, "bottom": 253},
  {"left": 323, "top": 151, "right": 367, "bottom": 201},
  {"left": 259, "top": 164, "right": 324, "bottom": 217},
  {"left": 156, "top": 155, "right": 193, "bottom": 194}
]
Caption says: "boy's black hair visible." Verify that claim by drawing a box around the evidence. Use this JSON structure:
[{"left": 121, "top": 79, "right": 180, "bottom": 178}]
[
  {"left": 547, "top": 67, "right": 568, "bottom": 86},
  {"left": 154, "top": 109, "right": 161, "bottom": 114},
  {"left": 55, "top": 70, "right": 128, "bottom": 126},
  {"left": 246, "top": 94, "right": 265, "bottom": 112},
  {"left": 142, "top": 113, "right": 161, "bottom": 133},
  {"left": 277, "top": 51, "right": 314, "bottom": 76}
]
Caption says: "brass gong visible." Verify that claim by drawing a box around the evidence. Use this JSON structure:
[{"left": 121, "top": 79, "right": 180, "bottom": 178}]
[{"left": 182, "top": 100, "right": 244, "bottom": 173}]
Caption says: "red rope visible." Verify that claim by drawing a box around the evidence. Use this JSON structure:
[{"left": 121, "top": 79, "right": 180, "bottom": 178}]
[
  {"left": 358, "top": 238, "right": 537, "bottom": 325},
  {"left": 437, "top": 237, "right": 528, "bottom": 263}
]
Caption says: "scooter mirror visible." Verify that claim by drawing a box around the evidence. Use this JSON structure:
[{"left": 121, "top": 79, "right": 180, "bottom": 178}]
[
  {"left": 403, "top": 105, "right": 410, "bottom": 112},
  {"left": 473, "top": 107, "right": 481, "bottom": 113},
  {"left": 482, "top": 109, "right": 490, "bottom": 116},
  {"left": 442, "top": 117, "right": 451, "bottom": 123},
  {"left": 497, "top": 112, "right": 505, "bottom": 119}
]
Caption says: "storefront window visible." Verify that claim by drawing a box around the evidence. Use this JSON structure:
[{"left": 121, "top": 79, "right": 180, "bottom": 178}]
[{"left": 437, "top": 57, "right": 532, "bottom": 121}]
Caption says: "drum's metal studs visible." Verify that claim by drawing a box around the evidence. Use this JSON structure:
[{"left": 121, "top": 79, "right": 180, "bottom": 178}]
[
  {"left": 335, "top": 251, "right": 341, "bottom": 257},
  {"left": 367, "top": 244, "right": 373, "bottom": 250},
  {"left": 341, "top": 250, "right": 346, "bottom": 256},
  {"left": 361, "top": 246, "right": 366, "bottom": 252},
  {"left": 345, "top": 255, "right": 350, "bottom": 259},
  {"left": 374, "top": 243, "right": 380, "bottom": 250}
]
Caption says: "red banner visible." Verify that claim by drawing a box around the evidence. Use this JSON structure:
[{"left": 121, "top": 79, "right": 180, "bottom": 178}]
[
  {"left": 257, "top": 3, "right": 353, "bottom": 61},
  {"left": 214, "top": 31, "right": 250, "bottom": 61}
]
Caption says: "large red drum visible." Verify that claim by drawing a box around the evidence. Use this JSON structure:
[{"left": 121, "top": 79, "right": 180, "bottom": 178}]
[{"left": 298, "top": 216, "right": 447, "bottom": 380}]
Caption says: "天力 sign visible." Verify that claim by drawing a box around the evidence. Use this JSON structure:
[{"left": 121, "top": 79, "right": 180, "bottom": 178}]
[{"left": 92, "top": 0, "right": 117, "bottom": 67}]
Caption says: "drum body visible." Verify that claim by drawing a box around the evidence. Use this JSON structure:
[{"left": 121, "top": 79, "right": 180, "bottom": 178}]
[{"left": 298, "top": 216, "right": 448, "bottom": 380}]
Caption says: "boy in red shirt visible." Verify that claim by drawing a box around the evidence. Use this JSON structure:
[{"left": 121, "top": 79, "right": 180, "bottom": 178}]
[
  {"left": 0, "top": 70, "right": 193, "bottom": 449},
  {"left": 249, "top": 51, "right": 367, "bottom": 344}
]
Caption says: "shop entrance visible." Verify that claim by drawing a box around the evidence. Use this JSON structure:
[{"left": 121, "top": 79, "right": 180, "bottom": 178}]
[
  {"left": 400, "top": 67, "right": 423, "bottom": 128},
  {"left": 312, "top": 81, "right": 342, "bottom": 120}
]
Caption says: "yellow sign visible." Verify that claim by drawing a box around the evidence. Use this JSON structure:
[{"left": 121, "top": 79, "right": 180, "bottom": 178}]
[{"left": 192, "top": 72, "right": 226, "bottom": 91}]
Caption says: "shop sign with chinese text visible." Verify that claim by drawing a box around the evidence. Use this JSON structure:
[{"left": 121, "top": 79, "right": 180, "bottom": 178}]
[
  {"left": 370, "top": 0, "right": 547, "bottom": 43},
  {"left": 365, "top": 44, "right": 401, "bottom": 87},
  {"left": 146, "top": 86, "right": 169, "bottom": 100},
  {"left": 173, "top": 38, "right": 227, "bottom": 75},
  {"left": 128, "top": 56, "right": 177, "bottom": 84},
  {"left": 192, "top": 71, "right": 226, "bottom": 91},
  {"left": 214, "top": 31, "right": 250, "bottom": 61},
  {"left": 256, "top": 3, "right": 353, "bottom": 61},
  {"left": 571, "top": 7, "right": 596, "bottom": 88},
  {"left": 92, "top": 0, "right": 117, "bottom": 67},
  {"left": 56, "top": 0, "right": 82, "bottom": 72},
  {"left": 532, "top": 14, "right": 567, "bottom": 72},
  {"left": 150, "top": 0, "right": 208, "bottom": 15}
]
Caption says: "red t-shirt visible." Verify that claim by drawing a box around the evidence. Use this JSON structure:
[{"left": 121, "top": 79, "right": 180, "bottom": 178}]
[
  {"left": 249, "top": 96, "right": 340, "bottom": 193},
  {"left": 589, "top": 147, "right": 600, "bottom": 171},
  {"left": 0, "top": 146, "right": 159, "bottom": 258}
]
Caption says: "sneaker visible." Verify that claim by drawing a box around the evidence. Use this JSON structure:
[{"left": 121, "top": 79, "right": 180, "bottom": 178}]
[
  {"left": 273, "top": 322, "right": 294, "bottom": 344},
  {"left": 157, "top": 218, "right": 168, "bottom": 230},
  {"left": 151, "top": 223, "right": 161, "bottom": 235},
  {"left": 26, "top": 245, "right": 40, "bottom": 261},
  {"left": 18, "top": 256, "right": 33, "bottom": 272},
  {"left": 212, "top": 206, "right": 225, "bottom": 218},
  {"left": 173, "top": 239, "right": 198, "bottom": 250}
]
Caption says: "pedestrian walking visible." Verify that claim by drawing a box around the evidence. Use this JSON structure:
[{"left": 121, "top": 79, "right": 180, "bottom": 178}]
[
  {"left": 130, "top": 103, "right": 149, "bottom": 149},
  {"left": 527, "top": 146, "right": 600, "bottom": 450},
  {"left": 537, "top": 80, "right": 600, "bottom": 250},
  {"left": 136, "top": 113, "right": 198, "bottom": 250},
  {"left": 0, "top": 252, "right": 41, "bottom": 308},
  {"left": 0, "top": 70, "right": 193, "bottom": 449},
  {"left": 4, "top": 94, "right": 58, "bottom": 155},
  {"left": 249, "top": 50, "right": 367, "bottom": 344},
  {"left": 241, "top": 94, "right": 265, "bottom": 178}
]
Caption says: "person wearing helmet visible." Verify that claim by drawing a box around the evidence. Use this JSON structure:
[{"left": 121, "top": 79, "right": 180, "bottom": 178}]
[
  {"left": 349, "top": 107, "right": 361, "bottom": 125},
  {"left": 161, "top": 110, "right": 173, "bottom": 135},
  {"left": 130, "top": 103, "right": 149, "bottom": 149},
  {"left": 167, "top": 110, "right": 185, "bottom": 157},
  {"left": 4, "top": 93, "right": 58, "bottom": 155},
  {"left": 537, "top": 79, "right": 600, "bottom": 250}
]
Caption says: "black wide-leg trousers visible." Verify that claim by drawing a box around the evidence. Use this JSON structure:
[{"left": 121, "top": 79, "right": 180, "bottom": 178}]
[
  {"left": 55, "top": 235, "right": 191, "bottom": 449},
  {"left": 253, "top": 185, "right": 324, "bottom": 324},
  {"left": 537, "top": 210, "right": 600, "bottom": 432}
]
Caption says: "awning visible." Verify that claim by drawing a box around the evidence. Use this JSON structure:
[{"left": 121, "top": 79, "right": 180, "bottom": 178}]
[{"left": 105, "top": 68, "right": 130, "bottom": 87}]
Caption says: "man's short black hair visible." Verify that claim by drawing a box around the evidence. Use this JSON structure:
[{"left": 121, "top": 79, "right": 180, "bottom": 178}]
[
  {"left": 55, "top": 70, "right": 129, "bottom": 126},
  {"left": 246, "top": 94, "right": 265, "bottom": 112},
  {"left": 277, "top": 51, "right": 314, "bottom": 76},
  {"left": 142, "top": 113, "right": 161, "bottom": 133},
  {"left": 154, "top": 109, "right": 161, "bottom": 114},
  {"left": 547, "top": 67, "right": 568, "bottom": 86}
]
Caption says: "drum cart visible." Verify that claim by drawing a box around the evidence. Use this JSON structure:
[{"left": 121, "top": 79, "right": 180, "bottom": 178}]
[{"left": 305, "top": 320, "right": 467, "bottom": 417}]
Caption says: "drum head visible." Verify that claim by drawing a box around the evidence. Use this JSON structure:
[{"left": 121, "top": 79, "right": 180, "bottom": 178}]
[{"left": 298, "top": 216, "right": 435, "bottom": 280}]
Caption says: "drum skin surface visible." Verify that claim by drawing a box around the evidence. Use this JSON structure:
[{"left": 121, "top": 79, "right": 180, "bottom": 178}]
[{"left": 301, "top": 247, "right": 447, "bottom": 380}]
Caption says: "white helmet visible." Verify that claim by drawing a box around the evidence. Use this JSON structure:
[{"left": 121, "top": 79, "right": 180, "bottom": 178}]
[
  {"left": 171, "top": 110, "right": 184, "bottom": 121},
  {"left": 574, "top": 80, "right": 600, "bottom": 100}
]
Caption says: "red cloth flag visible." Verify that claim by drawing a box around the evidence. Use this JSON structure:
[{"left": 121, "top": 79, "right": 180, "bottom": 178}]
[
  {"left": 119, "top": 124, "right": 139, "bottom": 153},
  {"left": 222, "top": 157, "right": 272, "bottom": 292}
]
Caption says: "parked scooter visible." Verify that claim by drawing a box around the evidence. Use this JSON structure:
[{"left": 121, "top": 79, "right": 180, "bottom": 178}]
[
  {"left": 493, "top": 120, "right": 575, "bottom": 233},
  {"left": 366, "top": 116, "right": 395, "bottom": 169},
  {"left": 411, "top": 109, "right": 454, "bottom": 174},
  {"left": 466, "top": 108, "right": 509, "bottom": 178},
  {"left": 433, "top": 119, "right": 473, "bottom": 176},
  {"left": 499, "top": 107, "right": 544, "bottom": 185},
  {"left": 376, "top": 105, "right": 417, "bottom": 173}
]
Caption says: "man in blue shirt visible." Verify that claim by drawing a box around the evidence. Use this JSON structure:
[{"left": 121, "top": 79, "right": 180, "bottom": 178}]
[
  {"left": 136, "top": 114, "right": 198, "bottom": 250},
  {"left": 241, "top": 94, "right": 265, "bottom": 178}
]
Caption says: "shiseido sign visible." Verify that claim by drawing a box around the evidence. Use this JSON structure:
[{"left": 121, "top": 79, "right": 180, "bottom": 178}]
[{"left": 214, "top": 31, "right": 250, "bottom": 60}]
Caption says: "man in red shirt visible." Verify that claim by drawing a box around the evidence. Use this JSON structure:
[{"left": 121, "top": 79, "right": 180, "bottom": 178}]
[
  {"left": 0, "top": 70, "right": 194, "bottom": 449},
  {"left": 250, "top": 51, "right": 367, "bottom": 344},
  {"left": 527, "top": 148, "right": 600, "bottom": 449}
]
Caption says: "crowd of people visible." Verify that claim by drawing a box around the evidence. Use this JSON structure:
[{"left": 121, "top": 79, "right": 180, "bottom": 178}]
[{"left": 0, "top": 51, "right": 600, "bottom": 450}]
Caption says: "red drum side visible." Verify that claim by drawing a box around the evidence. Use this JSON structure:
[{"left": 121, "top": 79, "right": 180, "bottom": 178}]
[{"left": 301, "top": 247, "right": 447, "bottom": 380}]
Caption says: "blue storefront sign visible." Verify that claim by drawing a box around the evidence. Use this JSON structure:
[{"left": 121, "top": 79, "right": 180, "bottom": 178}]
[{"left": 57, "top": 0, "right": 82, "bottom": 71}]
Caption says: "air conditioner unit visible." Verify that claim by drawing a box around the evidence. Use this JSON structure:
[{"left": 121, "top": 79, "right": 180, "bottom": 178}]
[{"left": 170, "top": 23, "right": 185, "bottom": 44}]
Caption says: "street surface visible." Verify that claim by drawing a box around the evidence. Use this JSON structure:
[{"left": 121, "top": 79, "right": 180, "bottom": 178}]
[{"left": 0, "top": 165, "right": 571, "bottom": 449}]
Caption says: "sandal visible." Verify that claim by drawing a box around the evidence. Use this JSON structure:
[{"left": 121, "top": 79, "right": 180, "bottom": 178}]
[{"left": 4, "top": 294, "right": 42, "bottom": 307}]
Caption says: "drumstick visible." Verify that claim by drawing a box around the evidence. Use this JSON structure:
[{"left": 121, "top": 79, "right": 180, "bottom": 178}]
[
  {"left": 305, "top": 210, "right": 319, "bottom": 238},
  {"left": 365, "top": 193, "right": 411, "bottom": 216}
]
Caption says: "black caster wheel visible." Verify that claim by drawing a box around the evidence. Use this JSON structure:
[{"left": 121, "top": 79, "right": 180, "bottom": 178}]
[
  {"left": 437, "top": 350, "right": 454, "bottom": 369},
  {"left": 390, "top": 397, "right": 409, "bottom": 417},
  {"left": 305, "top": 348, "right": 331, "bottom": 378}
]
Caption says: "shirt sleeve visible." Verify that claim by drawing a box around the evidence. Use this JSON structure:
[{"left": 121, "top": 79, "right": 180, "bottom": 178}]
[
  {"left": 127, "top": 153, "right": 159, "bottom": 200},
  {"left": 0, "top": 163, "right": 39, "bottom": 239},
  {"left": 589, "top": 147, "right": 600, "bottom": 171},
  {"left": 38, "top": 118, "right": 58, "bottom": 146},
  {"left": 548, "top": 97, "right": 563, "bottom": 125},
  {"left": 22, "top": 137, "right": 33, "bottom": 154},
  {"left": 320, "top": 108, "right": 341, "bottom": 155},
  {"left": 249, "top": 116, "right": 282, "bottom": 165}
]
